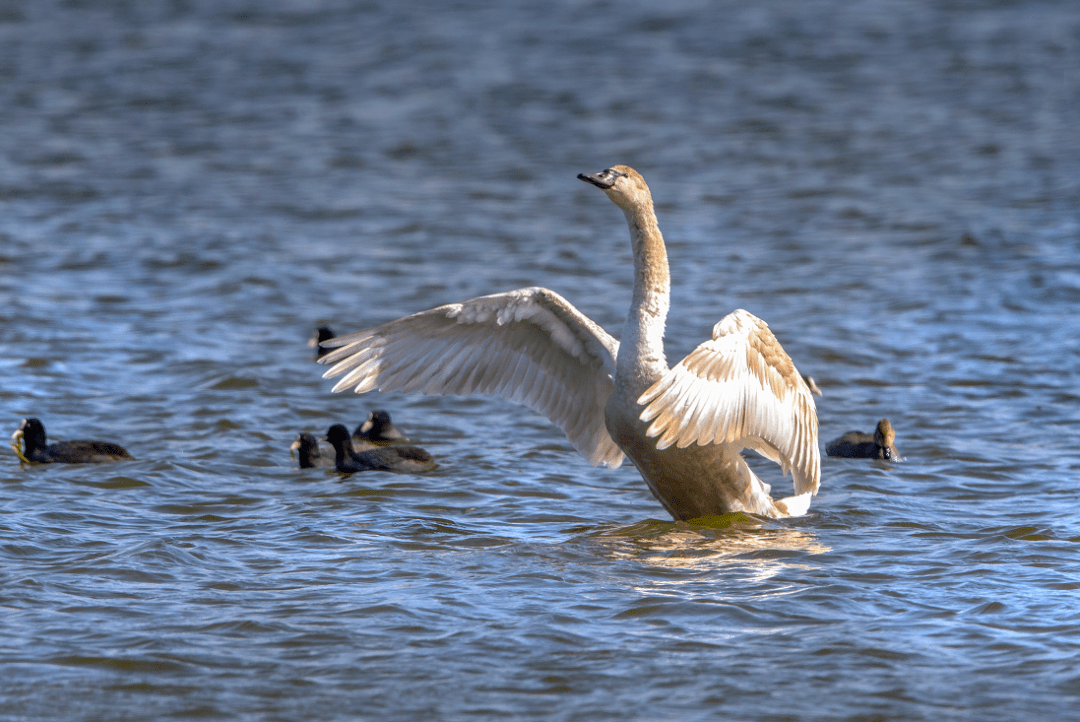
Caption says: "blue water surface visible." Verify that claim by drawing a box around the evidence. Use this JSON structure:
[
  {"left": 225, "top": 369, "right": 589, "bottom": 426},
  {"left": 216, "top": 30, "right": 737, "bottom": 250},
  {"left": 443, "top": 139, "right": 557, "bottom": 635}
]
[{"left": 2, "top": 1, "right": 1079, "bottom": 719}]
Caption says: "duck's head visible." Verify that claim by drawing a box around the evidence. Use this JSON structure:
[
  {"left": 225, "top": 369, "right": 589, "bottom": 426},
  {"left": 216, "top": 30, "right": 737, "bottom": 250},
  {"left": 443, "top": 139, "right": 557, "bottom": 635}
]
[
  {"left": 578, "top": 165, "right": 652, "bottom": 212},
  {"left": 11, "top": 418, "right": 46, "bottom": 463},
  {"left": 324, "top": 424, "right": 353, "bottom": 451},
  {"left": 356, "top": 410, "right": 403, "bottom": 440},
  {"left": 310, "top": 326, "right": 336, "bottom": 359},
  {"left": 873, "top": 419, "right": 896, "bottom": 460},
  {"left": 12, "top": 417, "right": 46, "bottom": 447},
  {"left": 290, "top": 432, "right": 320, "bottom": 457}
]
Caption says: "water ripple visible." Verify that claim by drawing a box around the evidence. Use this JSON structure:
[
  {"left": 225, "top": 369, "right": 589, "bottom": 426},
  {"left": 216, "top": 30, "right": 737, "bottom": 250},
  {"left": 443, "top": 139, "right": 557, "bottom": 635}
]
[{"left": 2, "top": 0, "right": 1080, "bottom": 719}]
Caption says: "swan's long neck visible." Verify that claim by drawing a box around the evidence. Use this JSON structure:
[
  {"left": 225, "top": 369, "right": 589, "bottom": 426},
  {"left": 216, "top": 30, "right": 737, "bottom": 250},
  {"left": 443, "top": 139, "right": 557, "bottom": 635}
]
[{"left": 617, "top": 199, "right": 670, "bottom": 390}]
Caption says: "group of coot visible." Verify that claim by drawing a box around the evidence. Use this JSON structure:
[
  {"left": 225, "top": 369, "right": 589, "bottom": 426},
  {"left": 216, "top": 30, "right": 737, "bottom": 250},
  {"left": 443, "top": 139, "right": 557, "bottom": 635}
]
[
  {"left": 290, "top": 411, "right": 436, "bottom": 474},
  {"left": 10, "top": 408, "right": 436, "bottom": 476}
]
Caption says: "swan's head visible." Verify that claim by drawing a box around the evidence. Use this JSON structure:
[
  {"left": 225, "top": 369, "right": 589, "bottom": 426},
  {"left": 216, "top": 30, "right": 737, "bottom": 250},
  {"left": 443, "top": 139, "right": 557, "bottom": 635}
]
[
  {"left": 578, "top": 165, "right": 652, "bottom": 211},
  {"left": 873, "top": 419, "right": 896, "bottom": 459}
]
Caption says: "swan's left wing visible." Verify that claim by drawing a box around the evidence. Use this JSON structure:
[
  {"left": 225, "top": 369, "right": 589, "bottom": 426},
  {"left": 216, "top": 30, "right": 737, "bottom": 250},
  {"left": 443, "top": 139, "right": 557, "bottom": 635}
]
[
  {"left": 318, "top": 287, "right": 624, "bottom": 468},
  {"left": 637, "top": 309, "right": 820, "bottom": 495}
]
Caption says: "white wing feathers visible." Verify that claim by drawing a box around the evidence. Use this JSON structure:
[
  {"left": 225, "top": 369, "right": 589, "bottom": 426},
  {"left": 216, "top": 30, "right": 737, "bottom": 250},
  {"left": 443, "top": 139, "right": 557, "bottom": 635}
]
[
  {"left": 636, "top": 309, "right": 820, "bottom": 495},
  {"left": 319, "top": 287, "right": 624, "bottom": 468}
]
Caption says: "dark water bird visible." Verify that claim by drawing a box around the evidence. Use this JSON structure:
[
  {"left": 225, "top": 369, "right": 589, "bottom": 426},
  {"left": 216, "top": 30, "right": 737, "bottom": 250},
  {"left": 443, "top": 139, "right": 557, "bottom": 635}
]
[
  {"left": 319, "top": 166, "right": 819, "bottom": 519},
  {"left": 290, "top": 432, "right": 335, "bottom": 468},
  {"left": 352, "top": 409, "right": 406, "bottom": 443},
  {"left": 310, "top": 326, "right": 336, "bottom": 360},
  {"left": 324, "top": 424, "right": 436, "bottom": 474},
  {"left": 291, "top": 430, "right": 377, "bottom": 469},
  {"left": 10, "top": 417, "right": 134, "bottom": 464},
  {"left": 825, "top": 419, "right": 899, "bottom": 460}
]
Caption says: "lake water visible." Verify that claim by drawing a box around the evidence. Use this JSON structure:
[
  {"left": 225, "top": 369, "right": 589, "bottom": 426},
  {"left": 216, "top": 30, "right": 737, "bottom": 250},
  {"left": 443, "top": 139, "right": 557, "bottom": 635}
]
[{"left": 2, "top": 0, "right": 1079, "bottom": 719}]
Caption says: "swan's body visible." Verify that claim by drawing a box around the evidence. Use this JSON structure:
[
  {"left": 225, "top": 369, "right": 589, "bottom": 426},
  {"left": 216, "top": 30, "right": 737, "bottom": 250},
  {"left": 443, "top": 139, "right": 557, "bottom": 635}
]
[
  {"left": 320, "top": 166, "right": 819, "bottom": 519},
  {"left": 826, "top": 419, "right": 898, "bottom": 460}
]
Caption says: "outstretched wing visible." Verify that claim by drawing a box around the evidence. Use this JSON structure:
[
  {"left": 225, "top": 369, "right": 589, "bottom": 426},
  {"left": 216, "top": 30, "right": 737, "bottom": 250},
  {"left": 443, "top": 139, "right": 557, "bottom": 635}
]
[
  {"left": 319, "top": 287, "right": 624, "bottom": 468},
  {"left": 636, "top": 309, "right": 820, "bottom": 495}
]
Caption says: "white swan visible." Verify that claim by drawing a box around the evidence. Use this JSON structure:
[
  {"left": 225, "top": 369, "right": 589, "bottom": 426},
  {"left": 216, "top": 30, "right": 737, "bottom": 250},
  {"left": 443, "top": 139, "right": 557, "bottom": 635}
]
[{"left": 319, "top": 165, "right": 820, "bottom": 519}]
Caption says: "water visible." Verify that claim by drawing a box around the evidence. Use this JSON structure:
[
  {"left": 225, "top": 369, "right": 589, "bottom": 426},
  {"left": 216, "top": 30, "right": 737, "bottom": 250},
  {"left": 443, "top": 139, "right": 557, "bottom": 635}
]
[{"left": 2, "top": 0, "right": 1079, "bottom": 719}]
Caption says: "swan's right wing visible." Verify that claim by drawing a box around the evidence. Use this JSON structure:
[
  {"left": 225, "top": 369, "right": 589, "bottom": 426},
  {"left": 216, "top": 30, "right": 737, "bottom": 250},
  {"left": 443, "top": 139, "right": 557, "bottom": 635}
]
[
  {"left": 636, "top": 309, "right": 820, "bottom": 496},
  {"left": 319, "top": 287, "right": 624, "bottom": 468}
]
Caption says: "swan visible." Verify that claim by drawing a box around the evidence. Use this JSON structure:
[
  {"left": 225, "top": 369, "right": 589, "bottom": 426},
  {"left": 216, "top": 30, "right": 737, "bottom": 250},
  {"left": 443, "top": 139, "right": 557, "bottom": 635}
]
[
  {"left": 826, "top": 419, "right": 898, "bottom": 460},
  {"left": 319, "top": 166, "right": 820, "bottom": 519}
]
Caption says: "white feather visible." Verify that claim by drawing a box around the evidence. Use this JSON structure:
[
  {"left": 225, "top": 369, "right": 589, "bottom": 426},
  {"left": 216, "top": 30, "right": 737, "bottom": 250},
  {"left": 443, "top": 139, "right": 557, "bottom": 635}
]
[{"left": 321, "top": 287, "right": 624, "bottom": 468}]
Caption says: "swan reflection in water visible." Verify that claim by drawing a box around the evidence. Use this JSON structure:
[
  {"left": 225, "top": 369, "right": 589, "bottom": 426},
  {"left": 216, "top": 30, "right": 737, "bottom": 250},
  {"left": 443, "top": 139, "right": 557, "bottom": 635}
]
[{"left": 594, "top": 514, "right": 830, "bottom": 582}]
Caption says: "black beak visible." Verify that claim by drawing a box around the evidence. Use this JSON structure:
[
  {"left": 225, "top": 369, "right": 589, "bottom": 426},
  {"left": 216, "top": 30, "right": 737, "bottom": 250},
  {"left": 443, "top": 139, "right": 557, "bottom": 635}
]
[
  {"left": 577, "top": 172, "right": 611, "bottom": 189},
  {"left": 578, "top": 168, "right": 624, "bottom": 189}
]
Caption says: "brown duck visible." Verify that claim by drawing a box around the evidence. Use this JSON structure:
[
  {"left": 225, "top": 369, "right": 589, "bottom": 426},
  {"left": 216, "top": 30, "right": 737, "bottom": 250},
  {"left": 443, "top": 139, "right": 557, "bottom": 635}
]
[{"left": 825, "top": 419, "right": 898, "bottom": 460}]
